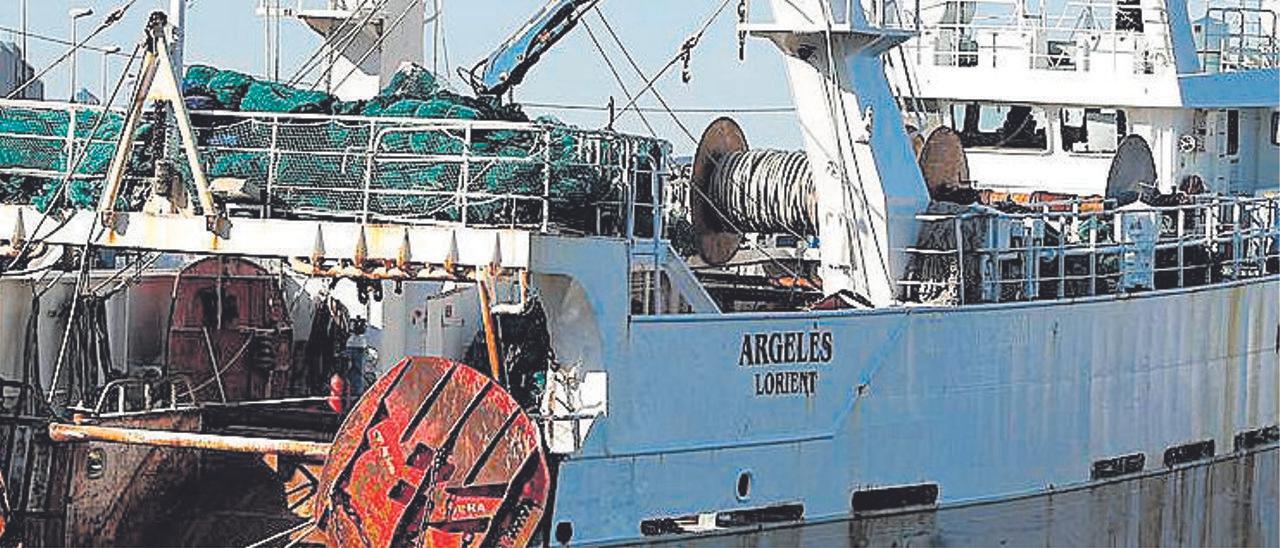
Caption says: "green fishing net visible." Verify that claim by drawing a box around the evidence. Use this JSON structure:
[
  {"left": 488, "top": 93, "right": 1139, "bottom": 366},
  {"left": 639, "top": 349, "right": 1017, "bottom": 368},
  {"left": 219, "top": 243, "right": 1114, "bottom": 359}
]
[{"left": 0, "top": 63, "right": 664, "bottom": 229}]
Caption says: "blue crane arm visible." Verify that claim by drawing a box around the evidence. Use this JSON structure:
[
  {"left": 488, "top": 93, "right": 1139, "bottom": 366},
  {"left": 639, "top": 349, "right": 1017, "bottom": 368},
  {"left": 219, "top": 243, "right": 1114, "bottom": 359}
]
[{"left": 463, "top": 0, "right": 602, "bottom": 97}]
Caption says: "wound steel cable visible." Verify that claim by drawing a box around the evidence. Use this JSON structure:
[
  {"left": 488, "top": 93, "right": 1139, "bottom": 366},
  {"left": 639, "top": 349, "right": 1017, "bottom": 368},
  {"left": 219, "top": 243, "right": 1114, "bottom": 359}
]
[{"left": 707, "top": 149, "right": 817, "bottom": 235}]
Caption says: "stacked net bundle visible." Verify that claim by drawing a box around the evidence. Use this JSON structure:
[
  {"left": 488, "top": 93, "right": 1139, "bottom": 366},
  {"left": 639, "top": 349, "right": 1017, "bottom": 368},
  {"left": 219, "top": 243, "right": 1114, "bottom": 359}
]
[
  {"left": 0, "top": 63, "right": 666, "bottom": 230},
  {"left": 0, "top": 101, "right": 156, "bottom": 211}
]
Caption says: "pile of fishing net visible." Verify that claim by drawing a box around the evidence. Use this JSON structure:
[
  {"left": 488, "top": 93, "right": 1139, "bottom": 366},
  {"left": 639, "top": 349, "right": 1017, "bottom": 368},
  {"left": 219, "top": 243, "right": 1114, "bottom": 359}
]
[
  {"left": 0, "top": 105, "right": 155, "bottom": 210},
  {"left": 0, "top": 63, "right": 659, "bottom": 229}
]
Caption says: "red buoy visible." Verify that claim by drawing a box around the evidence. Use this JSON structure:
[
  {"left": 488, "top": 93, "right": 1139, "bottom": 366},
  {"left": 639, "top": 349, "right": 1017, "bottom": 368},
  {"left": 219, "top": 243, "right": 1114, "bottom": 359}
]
[{"left": 315, "top": 357, "right": 549, "bottom": 547}]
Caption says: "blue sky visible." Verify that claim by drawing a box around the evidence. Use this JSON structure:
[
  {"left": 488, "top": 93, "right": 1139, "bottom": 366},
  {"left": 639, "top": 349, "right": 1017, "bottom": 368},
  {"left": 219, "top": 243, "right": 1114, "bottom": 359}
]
[{"left": 1, "top": 0, "right": 1211, "bottom": 153}]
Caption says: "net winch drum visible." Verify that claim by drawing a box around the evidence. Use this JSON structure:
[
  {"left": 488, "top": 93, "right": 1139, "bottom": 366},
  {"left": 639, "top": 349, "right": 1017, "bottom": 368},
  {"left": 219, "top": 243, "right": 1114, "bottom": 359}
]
[
  {"left": 691, "top": 118, "right": 751, "bottom": 265},
  {"left": 315, "top": 356, "right": 549, "bottom": 547},
  {"left": 1106, "top": 134, "right": 1159, "bottom": 206},
  {"left": 689, "top": 119, "right": 968, "bottom": 266},
  {"left": 918, "top": 126, "right": 971, "bottom": 197},
  {"left": 690, "top": 118, "right": 819, "bottom": 266}
]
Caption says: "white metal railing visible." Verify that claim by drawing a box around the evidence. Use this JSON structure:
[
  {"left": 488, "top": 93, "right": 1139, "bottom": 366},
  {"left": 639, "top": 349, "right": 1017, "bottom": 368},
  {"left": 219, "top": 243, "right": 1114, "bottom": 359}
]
[
  {"left": 902, "top": 0, "right": 1176, "bottom": 74},
  {"left": 740, "top": 0, "right": 922, "bottom": 31},
  {"left": 898, "top": 194, "right": 1280, "bottom": 305},
  {"left": 92, "top": 376, "right": 198, "bottom": 416},
  {"left": 0, "top": 99, "right": 668, "bottom": 239},
  {"left": 1198, "top": 6, "right": 1279, "bottom": 72}
]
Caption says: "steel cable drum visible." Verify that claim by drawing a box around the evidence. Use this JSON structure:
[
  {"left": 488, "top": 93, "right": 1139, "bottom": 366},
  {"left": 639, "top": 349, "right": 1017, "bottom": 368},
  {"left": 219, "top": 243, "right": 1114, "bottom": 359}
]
[
  {"left": 918, "top": 126, "right": 970, "bottom": 198},
  {"left": 315, "top": 357, "right": 549, "bottom": 548},
  {"left": 691, "top": 118, "right": 819, "bottom": 265}
]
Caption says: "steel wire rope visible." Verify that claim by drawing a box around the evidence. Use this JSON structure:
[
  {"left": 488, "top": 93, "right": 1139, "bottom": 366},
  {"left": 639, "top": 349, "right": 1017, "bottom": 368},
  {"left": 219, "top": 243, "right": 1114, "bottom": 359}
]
[
  {"left": 688, "top": 172, "right": 806, "bottom": 280},
  {"left": 569, "top": 75, "right": 809, "bottom": 282},
  {"left": 286, "top": 0, "right": 387, "bottom": 87},
  {"left": 0, "top": 42, "right": 143, "bottom": 279},
  {"left": 591, "top": 9, "right": 698, "bottom": 144},
  {"left": 326, "top": 0, "right": 424, "bottom": 92},
  {"left": 824, "top": 0, "right": 900, "bottom": 293},
  {"left": 0, "top": 25, "right": 134, "bottom": 57},
  {"left": 613, "top": 0, "right": 737, "bottom": 117},
  {"left": 11, "top": 38, "right": 141, "bottom": 407},
  {"left": 92, "top": 251, "right": 164, "bottom": 298},
  {"left": 706, "top": 149, "right": 816, "bottom": 234},
  {"left": 896, "top": 44, "right": 929, "bottom": 130},
  {"left": 306, "top": 0, "right": 399, "bottom": 89},
  {"left": 814, "top": 1, "right": 878, "bottom": 295},
  {"left": 521, "top": 102, "right": 794, "bottom": 114},
  {"left": 286, "top": 0, "right": 381, "bottom": 83},
  {"left": 46, "top": 225, "right": 101, "bottom": 407},
  {"left": 47, "top": 161, "right": 118, "bottom": 407},
  {"left": 609, "top": 0, "right": 812, "bottom": 279},
  {"left": 580, "top": 19, "right": 658, "bottom": 135},
  {"left": 429, "top": 0, "right": 451, "bottom": 77},
  {"left": 5, "top": 1, "right": 138, "bottom": 100}
]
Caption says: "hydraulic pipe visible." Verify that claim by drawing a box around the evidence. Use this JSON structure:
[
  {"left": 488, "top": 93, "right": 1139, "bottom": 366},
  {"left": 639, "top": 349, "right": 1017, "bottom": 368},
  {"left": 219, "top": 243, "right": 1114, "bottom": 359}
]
[{"left": 48, "top": 422, "right": 331, "bottom": 460}]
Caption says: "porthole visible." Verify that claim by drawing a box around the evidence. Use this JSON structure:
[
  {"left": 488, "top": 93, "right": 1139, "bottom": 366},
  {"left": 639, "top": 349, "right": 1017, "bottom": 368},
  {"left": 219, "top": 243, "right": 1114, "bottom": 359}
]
[{"left": 736, "top": 470, "right": 752, "bottom": 500}]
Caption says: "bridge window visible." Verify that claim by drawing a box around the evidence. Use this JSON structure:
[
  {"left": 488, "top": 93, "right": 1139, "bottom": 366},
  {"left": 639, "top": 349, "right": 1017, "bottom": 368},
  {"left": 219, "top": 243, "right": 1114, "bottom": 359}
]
[
  {"left": 1061, "top": 108, "right": 1128, "bottom": 154},
  {"left": 950, "top": 103, "right": 1049, "bottom": 151},
  {"left": 1226, "top": 109, "right": 1240, "bottom": 156}
]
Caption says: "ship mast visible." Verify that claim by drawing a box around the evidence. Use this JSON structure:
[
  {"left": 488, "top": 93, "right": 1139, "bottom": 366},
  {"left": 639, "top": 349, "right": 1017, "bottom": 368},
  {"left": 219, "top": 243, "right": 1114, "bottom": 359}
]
[
  {"left": 169, "top": 0, "right": 186, "bottom": 70},
  {"left": 742, "top": 0, "right": 930, "bottom": 306}
]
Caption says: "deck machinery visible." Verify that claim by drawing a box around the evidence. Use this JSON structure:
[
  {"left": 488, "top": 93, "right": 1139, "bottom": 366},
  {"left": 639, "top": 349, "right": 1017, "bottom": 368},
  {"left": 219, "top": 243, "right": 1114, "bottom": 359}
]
[{"left": 0, "top": 0, "right": 1276, "bottom": 546}]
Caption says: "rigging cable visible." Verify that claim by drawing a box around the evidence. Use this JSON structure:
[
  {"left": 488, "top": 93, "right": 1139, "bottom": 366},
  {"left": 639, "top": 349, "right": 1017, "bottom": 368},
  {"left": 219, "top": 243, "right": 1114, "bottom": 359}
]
[
  {"left": 613, "top": 0, "right": 737, "bottom": 117},
  {"left": 44, "top": 40, "right": 142, "bottom": 405},
  {"left": 815, "top": 1, "right": 877, "bottom": 295},
  {"left": 577, "top": 1, "right": 806, "bottom": 280},
  {"left": 0, "top": 42, "right": 143, "bottom": 280},
  {"left": 285, "top": 0, "right": 386, "bottom": 87},
  {"left": 0, "top": 25, "right": 133, "bottom": 57},
  {"left": 591, "top": 9, "right": 698, "bottom": 144},
  {"left": 580, "top": 19, "right": 658, "bottom": 135},
  {"left": 326, "top": 0, "right": 424, "bottom": 92},
  {"left": 5, "top": 0, "right": 138, "bottom": 100},
  {"left": 302, "top": 0, "right": 393, "bottom": 88},
  {"left": 522, "top": 102, "right": 794, "bottom": 114}
]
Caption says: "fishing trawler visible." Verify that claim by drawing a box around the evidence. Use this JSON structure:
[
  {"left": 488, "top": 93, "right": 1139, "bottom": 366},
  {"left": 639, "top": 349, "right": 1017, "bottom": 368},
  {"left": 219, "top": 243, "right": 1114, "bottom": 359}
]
[{"left": 0, "top": 0, "right": 1275, "bottom": 546}]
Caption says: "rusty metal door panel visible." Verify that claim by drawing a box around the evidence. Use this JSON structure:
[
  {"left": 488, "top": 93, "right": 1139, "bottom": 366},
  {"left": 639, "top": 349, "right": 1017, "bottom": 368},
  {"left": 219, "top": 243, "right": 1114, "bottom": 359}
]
[{"left": 166, "top": 258, "right": 292, "bottom": 402}]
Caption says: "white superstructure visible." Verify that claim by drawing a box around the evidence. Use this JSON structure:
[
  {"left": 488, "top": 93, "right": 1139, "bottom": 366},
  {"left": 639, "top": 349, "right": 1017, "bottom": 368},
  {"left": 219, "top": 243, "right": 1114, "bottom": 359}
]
[{"left": 885, "top": 0, "right": 1279, "bottom": 197}]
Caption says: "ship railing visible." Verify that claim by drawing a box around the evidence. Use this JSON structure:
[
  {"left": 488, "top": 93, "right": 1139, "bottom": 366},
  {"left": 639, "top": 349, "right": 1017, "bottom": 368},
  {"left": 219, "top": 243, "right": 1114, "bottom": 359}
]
[
  {"left": 0, "top": 98, "right": 668, "bottom": 241},
  {"left": 897, "top": 194, "right": 1280, "bottom": 305},
  {"left": 1197, "top": 6, "right": 1279, "bottom": 73},
  {"left": 901, "top": 0, "right": 1175, "bottom": 74},
  {"left": 739, "top": 0, "right": 923, "bottom": 31}
]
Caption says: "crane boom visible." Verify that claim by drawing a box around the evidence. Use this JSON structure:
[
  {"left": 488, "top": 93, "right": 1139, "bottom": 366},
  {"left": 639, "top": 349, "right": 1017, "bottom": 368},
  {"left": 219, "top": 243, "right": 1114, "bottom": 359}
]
[{"left": 463, "top": 0, "right": 602, "bottom": 97}]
